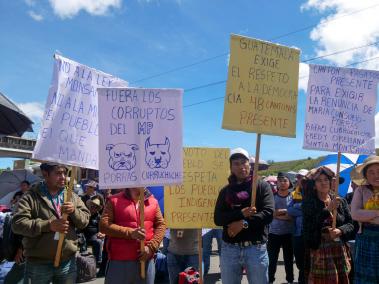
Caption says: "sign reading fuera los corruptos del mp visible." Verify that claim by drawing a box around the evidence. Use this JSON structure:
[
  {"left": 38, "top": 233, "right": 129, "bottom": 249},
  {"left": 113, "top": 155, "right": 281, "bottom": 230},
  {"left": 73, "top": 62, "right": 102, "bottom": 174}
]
[{"left": 98, "top": 87, "right": 183, "bottom": 188}]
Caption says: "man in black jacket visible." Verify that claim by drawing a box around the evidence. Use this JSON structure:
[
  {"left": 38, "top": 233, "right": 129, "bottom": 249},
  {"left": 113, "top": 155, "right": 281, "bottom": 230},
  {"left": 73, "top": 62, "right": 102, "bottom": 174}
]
[{"left": 214, "top": 148, "right": 274, "bottom": 284}]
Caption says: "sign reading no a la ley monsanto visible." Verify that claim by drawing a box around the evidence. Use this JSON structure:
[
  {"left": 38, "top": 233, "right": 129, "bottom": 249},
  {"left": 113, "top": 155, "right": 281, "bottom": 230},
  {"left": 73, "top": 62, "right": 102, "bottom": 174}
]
[{"left": 32, "top": 54, "right": 128, "bottom": 169}]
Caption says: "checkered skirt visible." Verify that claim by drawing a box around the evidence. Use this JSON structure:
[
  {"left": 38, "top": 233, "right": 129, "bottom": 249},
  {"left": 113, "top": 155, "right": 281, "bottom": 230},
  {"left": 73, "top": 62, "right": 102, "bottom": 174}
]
[
  {"left": 308, "top": 239, "right": 350, "bottom": 284},
  {"left": 354, "top": 227, "right": 379, "bottom": 284}
]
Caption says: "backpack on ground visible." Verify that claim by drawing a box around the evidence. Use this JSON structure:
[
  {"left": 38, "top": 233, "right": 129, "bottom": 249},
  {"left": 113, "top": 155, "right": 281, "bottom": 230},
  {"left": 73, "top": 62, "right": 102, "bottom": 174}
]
[
  {"left": 76, "top": 252, "right": 97, "bottom": 283},
  {"left": 0, "top": 261, "right": 15, "bottom": 284},
  {"left": 2, "top": 214, "right": 21, "bottom": 262},
  {"left": 76, "top": 232, "right": 87, "bottom": 253},
  {"left": 178, "top": 267, "right": 200, "bottom": 284}
]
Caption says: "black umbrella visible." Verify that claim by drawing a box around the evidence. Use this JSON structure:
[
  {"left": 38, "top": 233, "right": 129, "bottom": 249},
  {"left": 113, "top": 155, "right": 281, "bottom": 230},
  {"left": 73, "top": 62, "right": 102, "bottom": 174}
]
[{"left": 0, "top": 92, "right": 33, "bottom": 136}]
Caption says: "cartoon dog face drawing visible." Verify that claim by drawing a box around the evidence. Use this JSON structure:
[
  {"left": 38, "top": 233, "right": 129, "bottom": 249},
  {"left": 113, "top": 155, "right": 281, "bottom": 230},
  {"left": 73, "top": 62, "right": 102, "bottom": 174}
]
[
  {"left": 106, "top": 143, "right": 139, "bottom": 170},
  {"left": 145, "top": 137, "right": 171, "bottom": 169}
]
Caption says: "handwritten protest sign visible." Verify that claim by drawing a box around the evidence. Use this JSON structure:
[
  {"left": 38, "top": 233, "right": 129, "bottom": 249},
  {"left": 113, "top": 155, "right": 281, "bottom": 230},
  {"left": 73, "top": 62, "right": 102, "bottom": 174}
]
[
  {"left": 32, "top": 54, "right": 128, "bottom": 169},
  {"left": 98, "top": 87, "right": 183, "bottom": 188},
  {"left": 222, "top": 34, "right": 300, "bottom": 137},
  {"left": 165, "top": 147, "right": 229, "bottom": 229},
  {"left": 303, "top": 64, "right": 379, "bottom": 154}
]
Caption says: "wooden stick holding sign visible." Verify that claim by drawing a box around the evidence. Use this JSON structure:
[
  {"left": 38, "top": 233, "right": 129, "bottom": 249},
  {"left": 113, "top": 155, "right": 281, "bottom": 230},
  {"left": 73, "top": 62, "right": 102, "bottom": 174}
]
[
  {"left": 251, "top": 134, "right": 262, "bottom": 207},
  {"left": 54, "top": 166, "right": 77, "bottom": 267},
  {"left": 139, "top": 187, "right": 146, "bottom": 279},
  {"left": 332, "top": 151, "right": 342, "bottom": 229},
  {"left": 198, "top": 230, "right": 203, "bottom": 284}
]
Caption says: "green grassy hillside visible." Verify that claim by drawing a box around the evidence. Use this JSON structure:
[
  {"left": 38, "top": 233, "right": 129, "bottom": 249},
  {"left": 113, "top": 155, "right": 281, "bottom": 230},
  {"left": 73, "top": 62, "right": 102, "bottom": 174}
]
[
  {"left": 260, "top": 149, "right": 379, "bottom": 176},
  {"left": 259, "top": 156, "right": 325, "bottom": 176}
]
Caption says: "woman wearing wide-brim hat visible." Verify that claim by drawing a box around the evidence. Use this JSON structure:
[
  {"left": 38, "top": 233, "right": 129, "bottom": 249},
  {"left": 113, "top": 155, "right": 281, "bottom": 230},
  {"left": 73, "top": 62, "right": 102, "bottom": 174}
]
[
  {"left": 351, "top": 156, "right": 379, "bottom": 283},
  {"left": 302, "top": 166, "right": 354, "bottom": 284}
]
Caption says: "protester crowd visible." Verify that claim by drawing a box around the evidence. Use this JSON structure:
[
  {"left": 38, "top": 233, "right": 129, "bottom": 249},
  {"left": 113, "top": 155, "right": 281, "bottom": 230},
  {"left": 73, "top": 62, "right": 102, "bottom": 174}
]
[{"left": 0, "top": 149, "right": 378, "bottom": 283}]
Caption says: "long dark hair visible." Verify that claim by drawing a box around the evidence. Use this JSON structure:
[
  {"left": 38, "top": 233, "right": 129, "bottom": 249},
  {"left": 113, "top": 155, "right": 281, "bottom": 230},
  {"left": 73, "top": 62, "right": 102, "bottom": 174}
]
[{"left": 302, "top": 171, "right": 333, "bottom": 200}]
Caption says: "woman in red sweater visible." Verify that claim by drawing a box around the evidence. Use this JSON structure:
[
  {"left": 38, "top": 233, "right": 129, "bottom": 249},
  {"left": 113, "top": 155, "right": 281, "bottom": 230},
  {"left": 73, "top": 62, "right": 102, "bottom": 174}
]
[{"left": 100, "top": 187, "right": 166, "bottom": 284}]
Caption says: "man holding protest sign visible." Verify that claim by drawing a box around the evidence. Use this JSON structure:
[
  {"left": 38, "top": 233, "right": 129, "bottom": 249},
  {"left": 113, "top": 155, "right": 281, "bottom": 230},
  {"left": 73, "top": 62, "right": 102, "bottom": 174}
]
[
  {"left": 12, "top": 163, "right": 90, "bottom": 283},
  {"left": 99, "top": 187, "right": 166, "bottom": 284},
  {"left": 214, "top": 148, "right": 274, "bottom": 284}
]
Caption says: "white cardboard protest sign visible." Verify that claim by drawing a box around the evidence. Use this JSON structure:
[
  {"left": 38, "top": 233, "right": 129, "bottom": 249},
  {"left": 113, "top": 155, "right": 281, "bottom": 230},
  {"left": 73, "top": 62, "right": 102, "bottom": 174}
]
[
  {"left": 98, "top": 87, "right": 183, "bottom": 188},
  {"left": 32, "top": 54, "right": 128, "bottom": 169},
  {"left": 303, "top": 64, "right": 379, "bottom": 154}
]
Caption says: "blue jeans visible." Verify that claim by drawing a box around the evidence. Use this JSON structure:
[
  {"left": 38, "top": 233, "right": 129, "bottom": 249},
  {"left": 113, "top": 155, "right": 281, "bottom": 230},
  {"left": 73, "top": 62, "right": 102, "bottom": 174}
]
[
  {"left": 162, "top": 237, "right": 170, "bottom": 255},
  {"left": 87, "top": 234, "right": 104, "bottom": 264},
  {"left": 202, "top": 229, "right": 222, "bottom": 275},
  {"left": 167, "top": 252, "right": 199, "bottom": 284},
  {"left": 220, "top": 241, "right": 268, "bottom": 284},
  {"left": 24, "top": 257, "right": 76, "bottom": 284}
]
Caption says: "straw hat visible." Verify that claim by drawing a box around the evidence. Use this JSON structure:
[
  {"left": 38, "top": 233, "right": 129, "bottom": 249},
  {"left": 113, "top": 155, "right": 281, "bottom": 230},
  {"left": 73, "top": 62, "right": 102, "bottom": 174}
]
[
  {"left": 354, "top": 156, "right": 379, "bottom": 182},
  {"left": 349, "top": 166, "right": 366, "bottom": 186},
  {"left": 86, "top": 197, "right": 102, "bottom": 209}
]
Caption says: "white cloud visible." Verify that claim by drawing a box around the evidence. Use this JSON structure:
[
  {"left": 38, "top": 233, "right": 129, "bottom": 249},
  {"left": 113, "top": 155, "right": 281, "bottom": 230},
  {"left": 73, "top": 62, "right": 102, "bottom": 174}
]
[
  {"left": 138, "top": 0, "right": 183, "bottom": 4},
  {"left": 48, "top": 0, "right": 122, "bottom": 19},
  {"left": 17, "top": 102, "right": 45, "bottom": 121},
  {"left": 302, "top": 1, "right": 379, "bottom": 70},
  {"left": 226, "top": 54, "right": 230, "bottom": 66},
  {"left": 238, "top": 28, "right": 249, "bottom": 35},
  {"left": 137, "top": 0, "right": 158, "bottom": 3},
  {"left": 28, "top": 10, "right": 44, "bottom": 21},
  {"left": 25, "top": 0, "right": 36, "bottom": 6},
  {"left": 298, "top": 63, "right": 310, "bottom": 92},
  {"left": 302, "top": 1, "right": 379, "bottom": 150}
]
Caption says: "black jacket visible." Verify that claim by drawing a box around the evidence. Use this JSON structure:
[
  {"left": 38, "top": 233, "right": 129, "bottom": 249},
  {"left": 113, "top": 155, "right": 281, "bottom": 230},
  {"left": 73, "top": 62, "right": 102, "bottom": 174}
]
[
  {"left": 214, "top": 178, "right": 274, "bottom": 244},
  {"left": 83, "top": 212, "right": 101, "bottom": 239},
  {"left": 302, "top": 195, "right": 354, "bottom": 250}
]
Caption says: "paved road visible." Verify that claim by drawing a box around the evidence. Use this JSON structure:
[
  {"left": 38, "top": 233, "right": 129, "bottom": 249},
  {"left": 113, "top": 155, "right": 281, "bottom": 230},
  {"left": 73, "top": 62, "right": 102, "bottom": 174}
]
[{"left": 88, "top": 250, "right": 298, "bottom": 284}]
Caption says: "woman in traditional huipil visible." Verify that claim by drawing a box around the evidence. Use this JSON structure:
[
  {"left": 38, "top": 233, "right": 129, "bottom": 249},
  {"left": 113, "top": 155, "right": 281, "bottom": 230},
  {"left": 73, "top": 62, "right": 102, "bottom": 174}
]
[
  {"left": 351, "top": 156, "right": 379, "bottom": 284},
  {"left": 302, "top": 166, "right": 354, "bottom": 284}
]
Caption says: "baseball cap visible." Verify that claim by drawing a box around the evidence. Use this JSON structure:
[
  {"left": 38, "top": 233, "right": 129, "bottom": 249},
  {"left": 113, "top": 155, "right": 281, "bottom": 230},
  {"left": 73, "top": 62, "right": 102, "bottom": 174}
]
[
  {"left": 230, "top": 148, "right": 249, "bottom": 160},
  {"left": 85, "top": 180, "right": 98, "bottom": 188},
  {"left": 40, "top": 162, "right": 68, "bottom": 172}
]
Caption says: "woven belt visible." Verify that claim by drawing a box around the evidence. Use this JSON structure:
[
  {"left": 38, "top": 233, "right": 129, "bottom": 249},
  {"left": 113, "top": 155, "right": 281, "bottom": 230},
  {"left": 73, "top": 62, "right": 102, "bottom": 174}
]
[
  {"left": 363, "top": 224, "right": 379, "bottom": 230},
  {"left": 232, "top": 241, "right": 262, "bottom": 247}
]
